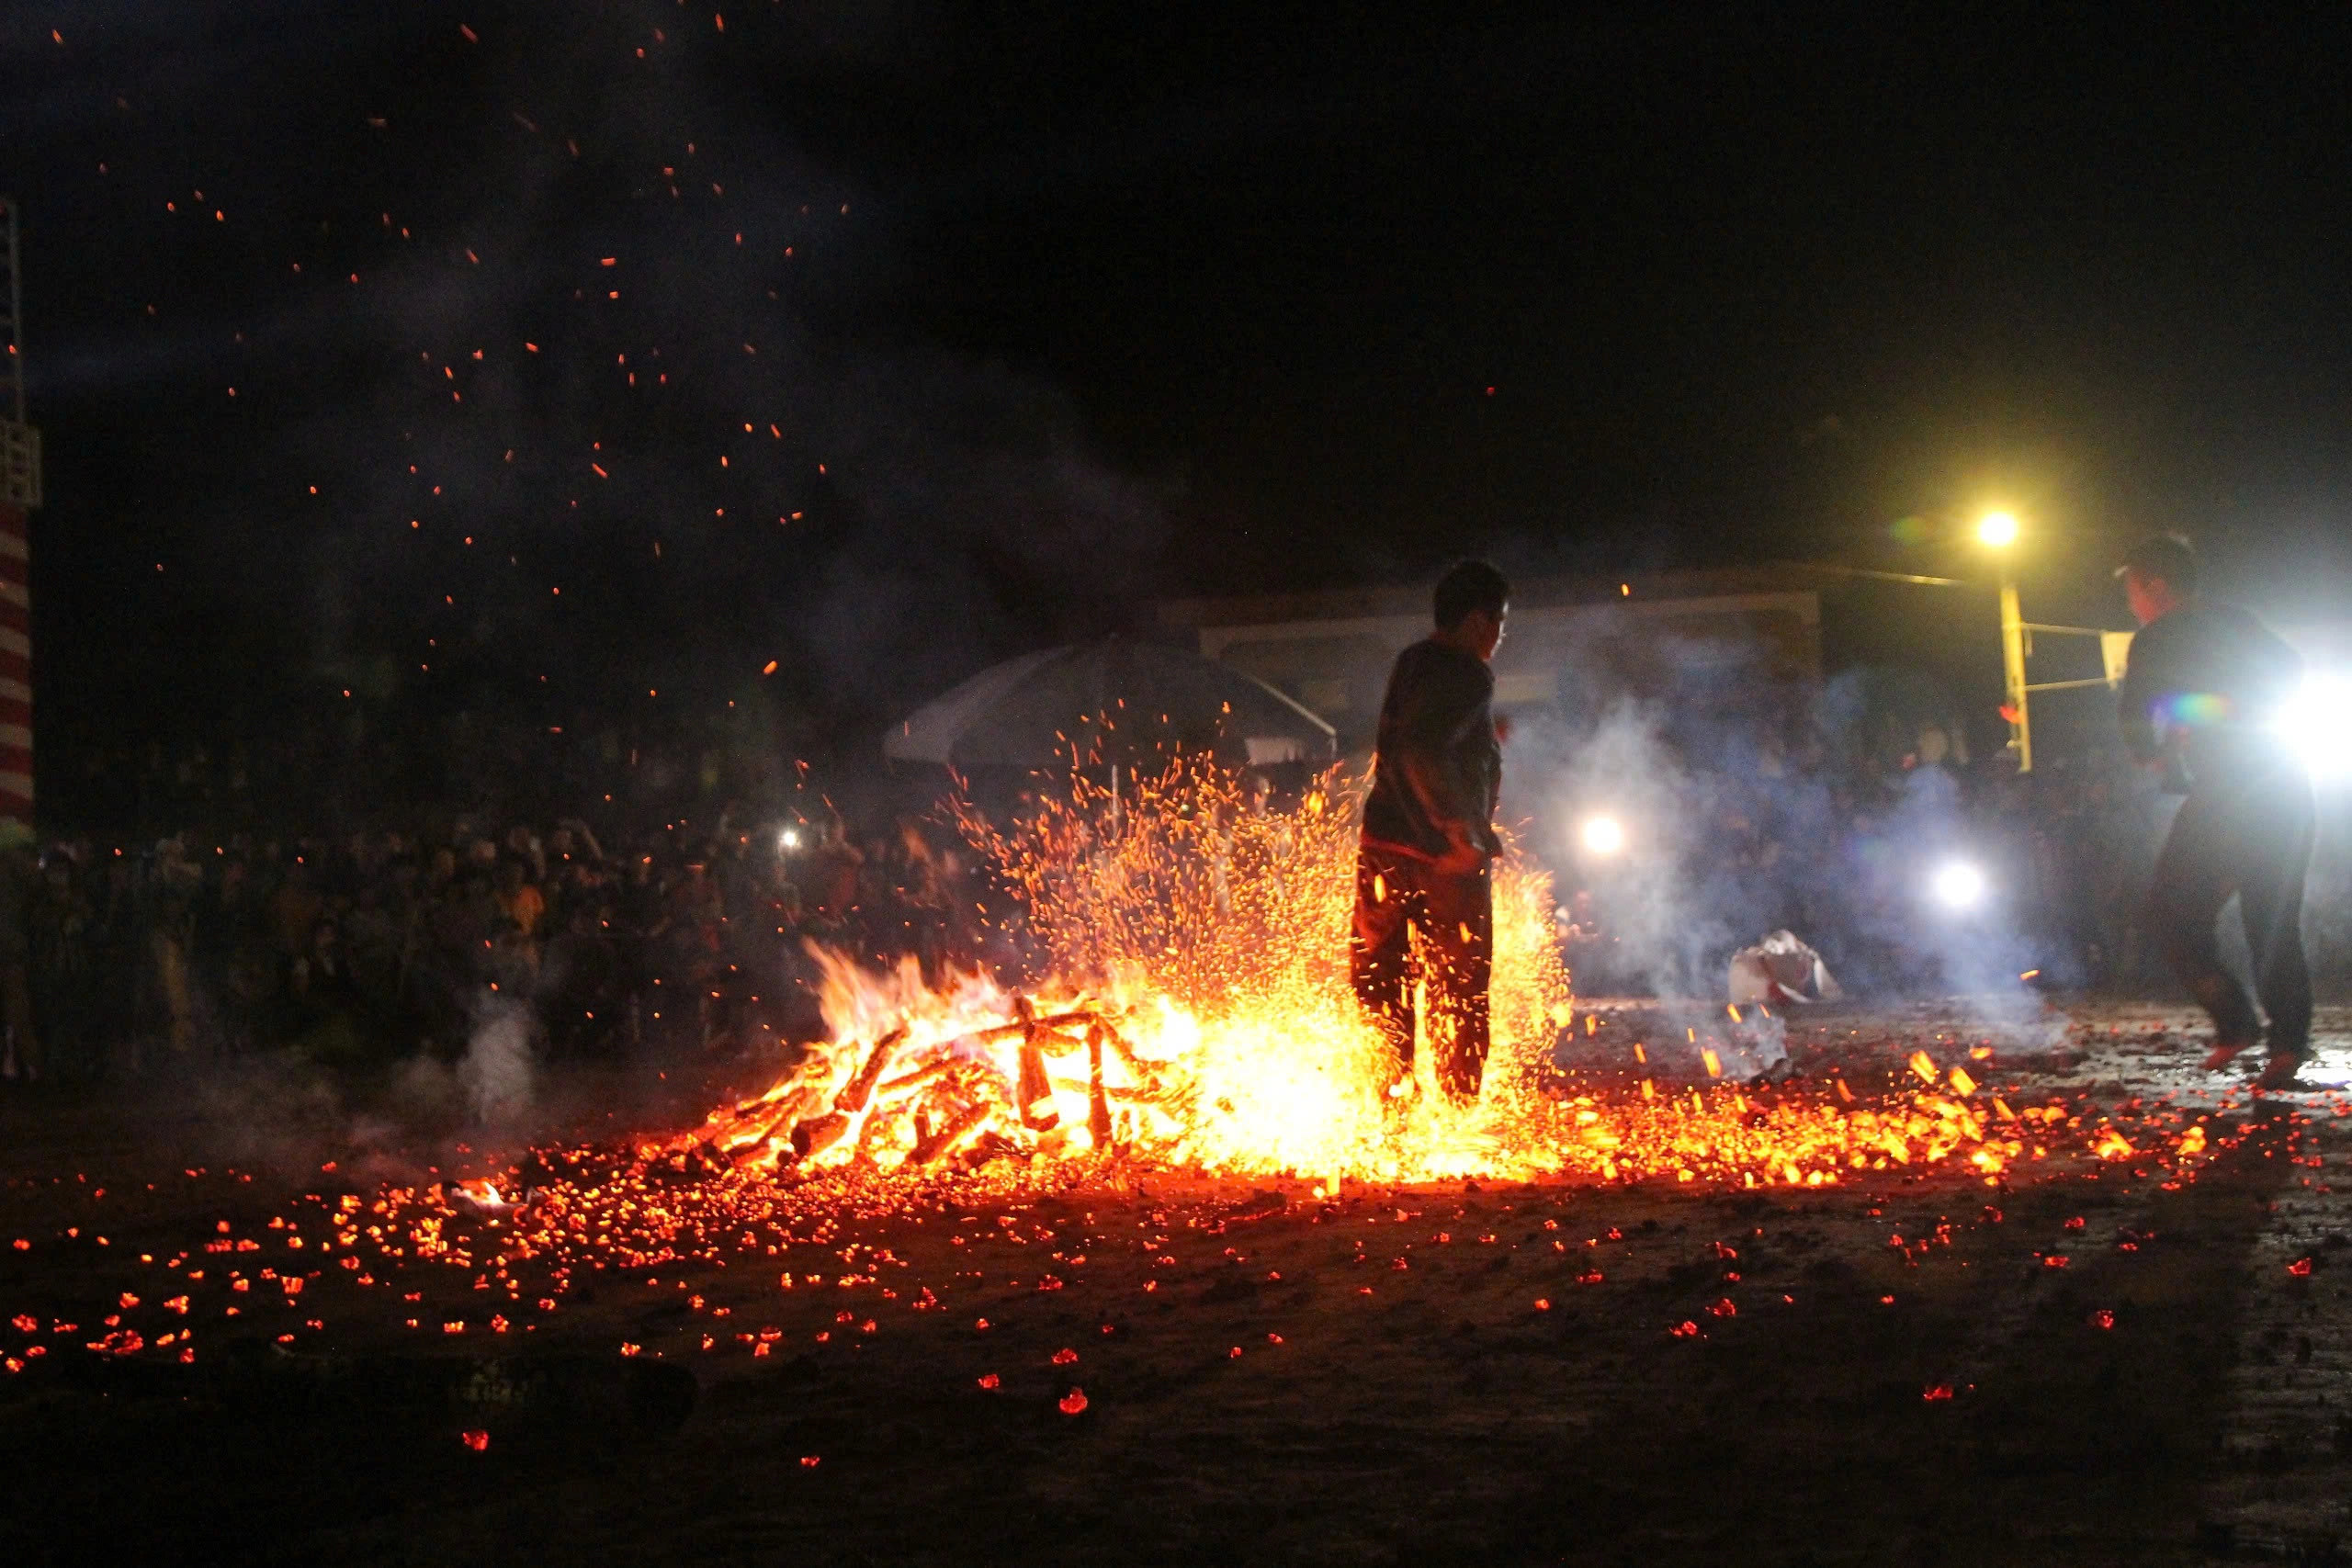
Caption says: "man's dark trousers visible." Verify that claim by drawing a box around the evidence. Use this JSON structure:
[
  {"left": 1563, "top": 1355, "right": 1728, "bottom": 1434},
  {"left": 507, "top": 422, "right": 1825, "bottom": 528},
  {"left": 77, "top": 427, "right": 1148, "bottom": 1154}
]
[
  {"left": 2145, "top": 762, "right": 2314, "bottom": 1058},
  {"left": 1351, "top": 845, "right": 1491, "bottom": 1100}
]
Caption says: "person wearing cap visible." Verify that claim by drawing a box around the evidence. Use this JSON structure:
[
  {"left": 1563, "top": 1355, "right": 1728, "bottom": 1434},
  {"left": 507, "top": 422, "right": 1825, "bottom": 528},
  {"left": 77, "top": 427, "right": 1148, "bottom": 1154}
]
[
  {"left": 2114, "top": 533, "right": 2313, "bottom": 1089},
  {"left": 1352, "top": 559, "right": 1510, "bottom": 1104}
]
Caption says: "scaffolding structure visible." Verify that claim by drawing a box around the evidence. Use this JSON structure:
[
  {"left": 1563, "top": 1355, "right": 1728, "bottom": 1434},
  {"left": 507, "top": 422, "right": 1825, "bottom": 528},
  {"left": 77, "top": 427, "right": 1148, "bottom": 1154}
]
[{"left": 0, "top": 197, "right": 35, "bottom": 825}]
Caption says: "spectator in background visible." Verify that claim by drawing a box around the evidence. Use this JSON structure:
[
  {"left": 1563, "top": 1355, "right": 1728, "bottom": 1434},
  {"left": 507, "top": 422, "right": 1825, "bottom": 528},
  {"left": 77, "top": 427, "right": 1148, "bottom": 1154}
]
[
  {"left": 0, "top": 819, "right": 41, "bottom": 1083},
  {"left": 808, "top": 816, "right": 864, "bottom": 922},
  {"left": 148, "top": 836, "right": 204, "bottom": 1059},
  {"left": 29, "top": 842, "right": 92, "bottom": 1078},
  {"left": 495, "top": 856, "right": 546, "bottom": 942}
]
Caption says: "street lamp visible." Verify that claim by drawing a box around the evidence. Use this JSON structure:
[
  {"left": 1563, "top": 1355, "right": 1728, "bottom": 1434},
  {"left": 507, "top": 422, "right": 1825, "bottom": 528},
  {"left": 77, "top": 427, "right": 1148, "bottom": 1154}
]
[
  {"left": 1978, "top": 512, "right": 2030, "bottom": 771},
  {"left": 1970, "top": 509, "right": 2124, "bottom": 774},
  {"left": 1838, "top": 508, "right": 2124, "bottom": 774},
  {"left": 1975, "top": 511, "right": 2019, "bottom": 548}
]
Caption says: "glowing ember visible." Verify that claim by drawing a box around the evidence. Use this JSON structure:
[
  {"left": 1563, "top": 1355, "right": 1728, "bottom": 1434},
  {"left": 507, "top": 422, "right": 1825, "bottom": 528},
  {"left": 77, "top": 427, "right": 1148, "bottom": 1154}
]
[
  {"left": 80, "top": 767, "right": 2232, "bottom": 1376},
  {"left": 645, "top": 759, "right": 2078, "bottom": 1191},
  {"left": 658, "top": 759, "right": 1589, "bottom": 1184}
]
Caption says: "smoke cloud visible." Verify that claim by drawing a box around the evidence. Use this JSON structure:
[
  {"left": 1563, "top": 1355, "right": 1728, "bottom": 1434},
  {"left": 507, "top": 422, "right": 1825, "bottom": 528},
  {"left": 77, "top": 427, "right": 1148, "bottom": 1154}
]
[
  {"left": 1512, "top": 626, "right": 2054, "bottom": 1038},
  {"left": 457, "top": 991, "right": 538, "bottom": 1126}
]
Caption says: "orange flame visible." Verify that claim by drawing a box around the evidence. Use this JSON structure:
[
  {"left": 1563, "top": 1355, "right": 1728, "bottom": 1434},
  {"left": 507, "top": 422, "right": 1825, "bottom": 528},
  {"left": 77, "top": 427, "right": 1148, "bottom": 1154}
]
[{"left": 659, "top": 758, "right": 2177, "bottom": 1191}]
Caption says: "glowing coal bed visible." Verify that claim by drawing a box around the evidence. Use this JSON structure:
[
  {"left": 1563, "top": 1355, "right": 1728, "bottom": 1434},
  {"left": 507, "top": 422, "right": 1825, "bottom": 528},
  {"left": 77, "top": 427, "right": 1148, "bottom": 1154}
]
[{"left": 2, "top": 763, "right": 2273, "bottom": 1382}]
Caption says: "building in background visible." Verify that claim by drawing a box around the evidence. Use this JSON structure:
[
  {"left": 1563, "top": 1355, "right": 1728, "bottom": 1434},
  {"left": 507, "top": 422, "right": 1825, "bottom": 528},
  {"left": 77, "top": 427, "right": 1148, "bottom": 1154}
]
[{"left": 1162, "top": 565, "right": 1826, "bottom": 756}]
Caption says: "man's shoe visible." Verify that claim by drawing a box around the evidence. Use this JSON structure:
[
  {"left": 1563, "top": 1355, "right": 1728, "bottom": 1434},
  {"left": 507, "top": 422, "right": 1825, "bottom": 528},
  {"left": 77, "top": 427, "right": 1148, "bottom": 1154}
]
[
  {"left": 2254, "top": 1054, "right": 2306, "bottom": 1092},
  {"left": 2202, "top": 1040, "right": 2257, "bottom": 1072}
]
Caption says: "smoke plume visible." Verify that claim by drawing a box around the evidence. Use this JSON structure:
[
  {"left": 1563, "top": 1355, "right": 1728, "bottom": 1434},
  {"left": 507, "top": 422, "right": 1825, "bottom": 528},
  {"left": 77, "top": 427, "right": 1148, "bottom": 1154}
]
[{"left": 457, "top": 991, "right": 538, "bottom": 1125}]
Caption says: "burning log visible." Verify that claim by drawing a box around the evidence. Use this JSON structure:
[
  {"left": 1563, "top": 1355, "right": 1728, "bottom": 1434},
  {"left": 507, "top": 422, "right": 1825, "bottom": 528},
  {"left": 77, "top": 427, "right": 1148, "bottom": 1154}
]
[
  {"left": 1014, "top": 998, "right": 1061, "bottom": 1131},
  {"left": 1017, "top": 1039, "right": 1058, "bottom": 1130},
  {"left": 1087, "top": 1021, "right": 1114, "bottom": 1149},
  {"left": 1091, "top": 1016, "right": 1161, "bottom": 1086},
  {"left": 877, "top": 1058, "right": 957, "bottom": 1100},
  {"left": 784, "top": 1026, "right": 916, "bottom": 1159},
  {"left": 833, "top": 1025, "right": 910, "bottom": 1115},
  {"left": 727, "top": 1136, "right": 787, "bottom": 1170},
  {"left": 963, "top": 1130, "right": 1027, "bottom": 1167},
  {"left": 630, "top": 1141, "right": 735, "bottom": 1184},
  {"left": 790, "top": 1111, "right": 854, "bottom": 1162},
  {"left": 965, "top": 1009, "right": 1103, "bottom": 1044},
  {"left": 712, "top": 1104, "right": 800, "bottom": 1163},
  {"left": 911, "top": 1100, "right": 997, "bottom": 1166},
  {"left": 665, "top": 984, "right": 1180, "bottom": 1175}
]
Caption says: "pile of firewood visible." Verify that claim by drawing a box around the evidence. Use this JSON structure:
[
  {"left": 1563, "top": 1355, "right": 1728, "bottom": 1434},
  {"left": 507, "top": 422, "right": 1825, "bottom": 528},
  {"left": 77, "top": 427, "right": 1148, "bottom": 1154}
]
[{"left": 662, "top": 997, "right": 1177, "bottom": 1176}]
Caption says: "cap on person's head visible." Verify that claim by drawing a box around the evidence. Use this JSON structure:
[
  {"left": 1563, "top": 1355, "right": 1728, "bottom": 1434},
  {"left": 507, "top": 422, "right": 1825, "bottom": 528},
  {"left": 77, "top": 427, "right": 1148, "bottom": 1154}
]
[
  {"left": 1433, "top": 558, "right": 1510, "bottom": 630},
  {"left": 2114, "top": 532, "right": 2199, "bottom": 594}
]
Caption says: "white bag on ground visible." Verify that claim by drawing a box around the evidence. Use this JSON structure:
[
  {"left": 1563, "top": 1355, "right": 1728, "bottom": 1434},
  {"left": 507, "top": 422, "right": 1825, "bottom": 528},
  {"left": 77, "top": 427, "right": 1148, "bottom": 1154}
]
[{"left": 1727, "top": 930, "right": 1842, "bottom": 1007}]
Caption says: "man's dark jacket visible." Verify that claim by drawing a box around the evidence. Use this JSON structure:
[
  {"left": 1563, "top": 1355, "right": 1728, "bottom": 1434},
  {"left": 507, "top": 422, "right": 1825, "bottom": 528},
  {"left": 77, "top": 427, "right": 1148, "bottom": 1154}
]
[
  {"left": 1361, "top": 639, "right": 1501, "bottom": 861},
  {"left": 2118, "top": 603, "right": 2301, "bottom": 790}
]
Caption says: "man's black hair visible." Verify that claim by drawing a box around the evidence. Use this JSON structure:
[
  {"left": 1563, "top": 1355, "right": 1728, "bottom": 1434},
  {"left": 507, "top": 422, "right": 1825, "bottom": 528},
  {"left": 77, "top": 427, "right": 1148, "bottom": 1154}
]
[
  {"left": 2116, "top": 533, "right": 2199, "bottom": 595},
  {"left": 1433, "top": 559, "right": 1510, "bottom": 630}
]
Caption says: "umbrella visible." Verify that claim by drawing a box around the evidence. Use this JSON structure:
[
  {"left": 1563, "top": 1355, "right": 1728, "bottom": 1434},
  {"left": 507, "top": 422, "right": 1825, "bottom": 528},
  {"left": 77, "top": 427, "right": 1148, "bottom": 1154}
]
[{"left": 884, "top": 637, "right": 1336, "bottom": 771}]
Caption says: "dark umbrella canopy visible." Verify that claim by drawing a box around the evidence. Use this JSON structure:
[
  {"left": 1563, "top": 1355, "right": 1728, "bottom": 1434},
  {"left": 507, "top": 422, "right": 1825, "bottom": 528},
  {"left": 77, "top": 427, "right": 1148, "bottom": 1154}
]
[{"left": 884, "top": 637, "right": 1336, "bottom": 771}]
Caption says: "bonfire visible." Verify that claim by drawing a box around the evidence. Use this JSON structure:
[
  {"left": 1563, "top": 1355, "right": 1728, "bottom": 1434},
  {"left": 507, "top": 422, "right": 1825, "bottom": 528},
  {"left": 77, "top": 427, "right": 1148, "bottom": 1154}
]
[{"left": 653, "top": 759, "right": 2077, "bottom": 1191}]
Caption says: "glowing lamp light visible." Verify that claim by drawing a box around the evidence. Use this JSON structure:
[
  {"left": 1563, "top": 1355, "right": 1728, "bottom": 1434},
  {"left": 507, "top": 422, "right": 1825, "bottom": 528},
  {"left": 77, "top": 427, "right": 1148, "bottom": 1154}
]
[
  {"left": 2278, "top": 671, "right": 2352, "bottom": 783},
  {"left": 1930, "top": 860, "right": 1987, "bottom": 911},
  {"left": 1975, "top": 511, "right": 2019, "bottom": 548},
  {"left": 1579, "top": 815, "right": 1626, "bottom": 856}
]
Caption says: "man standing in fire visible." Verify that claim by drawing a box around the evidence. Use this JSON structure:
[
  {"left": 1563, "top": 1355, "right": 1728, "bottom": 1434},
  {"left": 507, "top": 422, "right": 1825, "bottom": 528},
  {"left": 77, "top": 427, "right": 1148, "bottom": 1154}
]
[
  {"left": 1353, "top": 559, "right": 1510, "bottom": 1104},
  {"left": 2115, "top": 533, "right": 2314, "bottom": 1090}
]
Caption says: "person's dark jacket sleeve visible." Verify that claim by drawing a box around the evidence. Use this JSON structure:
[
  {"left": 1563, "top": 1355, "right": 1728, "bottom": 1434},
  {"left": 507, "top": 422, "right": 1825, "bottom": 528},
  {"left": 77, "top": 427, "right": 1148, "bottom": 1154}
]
[
  {"left": 2117, "top": 604, "right": 2303, "bottom": 781},
  {"left": 2116, "top": 622, "right": 2165, "bottom": 764}
]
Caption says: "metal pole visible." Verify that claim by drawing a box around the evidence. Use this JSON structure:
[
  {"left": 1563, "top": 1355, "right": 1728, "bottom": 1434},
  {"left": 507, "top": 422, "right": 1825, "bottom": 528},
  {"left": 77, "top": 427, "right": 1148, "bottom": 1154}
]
[{"left": 1997, "top": 567, "right": 2030, "bottom": 773}]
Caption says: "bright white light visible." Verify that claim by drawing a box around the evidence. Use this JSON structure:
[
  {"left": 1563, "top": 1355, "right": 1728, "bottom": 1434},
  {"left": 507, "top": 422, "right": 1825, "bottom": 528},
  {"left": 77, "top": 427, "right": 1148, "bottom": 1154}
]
[
  {"left": 1931, "top": 860, "right": 1987, "bottom": 910},
  {"left": 1976, "top": 511, "right": 2018, "bottom": 547},
  {"left": 2278, "top": 671, "right": 2352, "bottom": 783},
  {"left": 778, "top": 828, "right": 802, "bottom": 852},
  {"left": 1580, "top": 815, "right": 1625, "bottom": 856}
]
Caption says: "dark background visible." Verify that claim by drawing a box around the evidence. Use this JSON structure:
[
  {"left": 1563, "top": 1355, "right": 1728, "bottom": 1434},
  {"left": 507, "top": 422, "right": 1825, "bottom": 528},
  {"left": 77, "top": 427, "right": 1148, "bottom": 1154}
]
[{"left": 5, "top": 2, "right": 2349, "bottom": 820}]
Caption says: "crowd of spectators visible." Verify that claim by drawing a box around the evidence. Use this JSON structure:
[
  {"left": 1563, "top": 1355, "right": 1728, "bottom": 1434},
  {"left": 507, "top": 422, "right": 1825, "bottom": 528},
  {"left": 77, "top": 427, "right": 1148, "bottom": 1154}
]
[
  {"left": 0, "top": 804, "right": 992, "bottom": 1086},
  {"left": 4, "top": 716, "right": 2344, "bottom": 1086}
]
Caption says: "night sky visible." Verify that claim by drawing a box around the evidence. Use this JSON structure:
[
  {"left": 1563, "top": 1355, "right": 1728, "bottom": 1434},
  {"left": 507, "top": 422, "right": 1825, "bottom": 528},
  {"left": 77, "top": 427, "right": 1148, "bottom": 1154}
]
[{"left": 6, "top": 3, "right": 2351, "bottom": 789}]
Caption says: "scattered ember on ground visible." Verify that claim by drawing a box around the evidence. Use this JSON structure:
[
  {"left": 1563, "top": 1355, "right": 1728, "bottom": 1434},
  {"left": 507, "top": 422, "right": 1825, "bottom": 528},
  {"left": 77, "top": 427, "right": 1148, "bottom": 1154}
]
[{"left": 3, "top": 768, "right": 2335, "bottom": 1387}]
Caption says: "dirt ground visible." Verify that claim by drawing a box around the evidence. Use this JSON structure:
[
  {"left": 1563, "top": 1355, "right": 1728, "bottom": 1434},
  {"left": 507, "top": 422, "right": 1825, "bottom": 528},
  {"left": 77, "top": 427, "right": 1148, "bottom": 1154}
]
[{"left": 5, "top": 998, "right": 2351, "bottom": 1567}]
